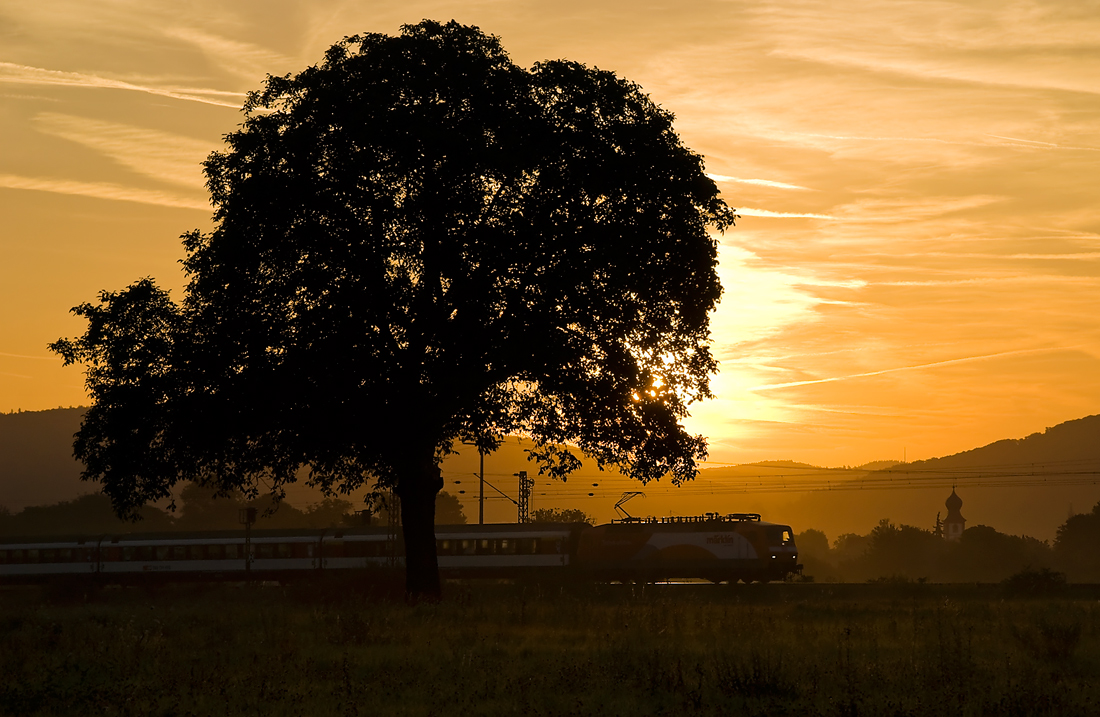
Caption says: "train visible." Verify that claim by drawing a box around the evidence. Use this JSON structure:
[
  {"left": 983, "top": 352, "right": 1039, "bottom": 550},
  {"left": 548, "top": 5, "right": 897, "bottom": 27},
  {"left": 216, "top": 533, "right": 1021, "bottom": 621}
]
[{"left": 0, "top": 512, "right": 801, "bottom": 585}]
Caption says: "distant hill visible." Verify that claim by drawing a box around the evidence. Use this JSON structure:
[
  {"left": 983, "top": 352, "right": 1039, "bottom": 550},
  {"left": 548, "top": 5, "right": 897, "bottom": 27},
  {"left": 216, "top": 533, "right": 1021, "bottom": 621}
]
[
  {"left": 902, "top": 414, "right": 1100, "bottom": 470},
  {"left": 856, "top": 461, "right": 901, "bottom": 472},
  {"left": 3, "top": 407, "right": 1099, "bottom": 540},
  {"left": 0, "top": 407, "right": 87, "bottom": 511},
  {"left": 691, "top": 416, "right": 1100, "bottom": 542},
  {"left": 738, "top": 460, "right": 819, "bottom": 469}
]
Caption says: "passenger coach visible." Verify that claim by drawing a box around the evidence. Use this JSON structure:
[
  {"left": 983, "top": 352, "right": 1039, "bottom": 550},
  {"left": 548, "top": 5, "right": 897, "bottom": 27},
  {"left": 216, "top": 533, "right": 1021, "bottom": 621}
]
[
  {"left": 0, "top": 513, "right": 799, "bottom": 584},
  {"left": 0, "top": 523, "right": 580, "bottom": 584}
]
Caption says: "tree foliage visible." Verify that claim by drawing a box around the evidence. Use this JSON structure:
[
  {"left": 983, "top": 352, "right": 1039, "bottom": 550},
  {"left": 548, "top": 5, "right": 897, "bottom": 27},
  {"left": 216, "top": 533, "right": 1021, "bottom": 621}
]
[
  {"left": 50, "top": 20, "right": 733, "bottom": 597},
  {"left": 800, "top": 522, "right": 1057, "bottom": 583},
  {"left": 366, "top": 491, "right": 467, "bottom": 527},
  {"left": 0, "top": 489, "right": 353, "bottom": 536},
  {"left": 530, "top": 507, "right": 594, "bottom": 525},
  {"left": 1055, "top": 501, "right": 1100, "bottom": 582}
]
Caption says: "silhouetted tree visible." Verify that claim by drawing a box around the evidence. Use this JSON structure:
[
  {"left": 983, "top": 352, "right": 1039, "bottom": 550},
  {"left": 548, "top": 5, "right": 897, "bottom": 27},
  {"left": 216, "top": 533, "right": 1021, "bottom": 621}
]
[
  {"left": 173, "top": 483, "right": 354, "bottom": 531},
  {"left": 0, "top": 493, "right": 174, "bottom": 537},
  {"left": 530, "top": 507, "right": 594, "bottom": 524},
  {"left": 434, "top": 491, "right": 468, "bottom": 525},
  {"left": 831, "top": 532, "right": 871, "bottom": 568},
  {"left": 1054, "top": 501, "right": 1100, "bottom": 582},
  {"left": 794, "top": 528, "right": 832, "bottom": 579},
  {"left": 939, "top": 525, "right": 1051, "bottom": 583},
  {"left": 365, "top": 490, "right": 466, "bottom": 526},
  {"left": 49, "top": 20, "right": 734, "bottom": 600},
  {"left": 841, "top": 519, "right": 942, "bottom": 581}
]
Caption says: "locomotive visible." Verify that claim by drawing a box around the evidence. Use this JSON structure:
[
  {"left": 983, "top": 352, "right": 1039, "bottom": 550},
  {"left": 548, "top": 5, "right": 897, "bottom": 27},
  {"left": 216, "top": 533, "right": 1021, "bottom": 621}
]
[{"left": 0, "top": 512, "right": 800, "bottom": 584}]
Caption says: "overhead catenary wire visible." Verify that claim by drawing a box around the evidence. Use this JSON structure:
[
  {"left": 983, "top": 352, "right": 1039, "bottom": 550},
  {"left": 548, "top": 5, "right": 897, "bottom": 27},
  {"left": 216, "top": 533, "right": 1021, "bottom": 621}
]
[{"left": 443, "top": 459, "right": 1100, "bottom": 500}]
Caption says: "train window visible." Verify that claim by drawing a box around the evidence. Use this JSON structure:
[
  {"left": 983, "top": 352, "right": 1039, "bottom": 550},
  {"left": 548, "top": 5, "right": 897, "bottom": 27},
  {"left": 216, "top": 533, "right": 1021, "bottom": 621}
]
[
  {"left": 122, "top": 547, "right": 135, "bottom": 561},
  {"left": 155, "top": 546, "right": 170, "bottom": 560},
  {"left": 226, "top": 544, "right": 240, "bottom": 560},
  {"left": 477, "top": 539, "right": 494, "bottom": 555},
  {"left": 537, "top": 538, "right": 563, "bottom": 555},
  {"left": 276, "top": 543, "right": 290, "bottom": 559},
  {"left": 28, "top": 549, "right": 40, "bottom": 563},
  {"left": 170, "top": 546, "right": 186, "bottom": 560},
  {"left": 438, "top": 539, "right": 452, "bottom": 555},
  {"left": 0, "top": 550, "right": 7, "bottom": 564},
  {"left": 460, "top": 539, "right": 475, "bottom": 555},
  {"left": 498, "top": 539, "right": 515, "bottom": 555},
  {"left": 205, "top": 545, "right": 222, "bottom": 560},
  {"left": 258, "top": 544, "right": 274, "bottom": 559},
  {"left": 765, "top": 526, "right": 792, "bottom": 545},
  {"left": 41, "top": 549, "right": 56, "bottom": 562}
]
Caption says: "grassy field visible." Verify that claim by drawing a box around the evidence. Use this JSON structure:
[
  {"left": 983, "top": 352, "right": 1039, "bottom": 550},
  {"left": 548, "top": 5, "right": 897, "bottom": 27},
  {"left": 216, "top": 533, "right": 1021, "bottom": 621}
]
[{"left": 2, "top": 579, "right": 1099, "bottom": 716}]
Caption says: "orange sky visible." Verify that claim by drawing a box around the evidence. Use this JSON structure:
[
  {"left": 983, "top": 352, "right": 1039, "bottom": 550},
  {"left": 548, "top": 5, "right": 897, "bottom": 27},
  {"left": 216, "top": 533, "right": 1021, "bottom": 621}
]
[{"left": 2, "top": 0, "right": 1099, "bottom": 471}]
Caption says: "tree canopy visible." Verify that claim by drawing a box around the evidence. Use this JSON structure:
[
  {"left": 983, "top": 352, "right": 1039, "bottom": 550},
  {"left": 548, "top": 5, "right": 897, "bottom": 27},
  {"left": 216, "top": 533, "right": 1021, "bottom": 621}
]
[
  {"left": 51, "top": 20, "right": 735, "bottom": 598},
  {"left": 530, "top": 507, "right": 595, "bottom": 525}
]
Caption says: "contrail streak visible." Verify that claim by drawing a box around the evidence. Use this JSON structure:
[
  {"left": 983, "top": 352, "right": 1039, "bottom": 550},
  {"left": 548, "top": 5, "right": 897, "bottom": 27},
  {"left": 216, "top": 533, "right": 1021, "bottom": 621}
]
[
  {"left": 0, "top": 62, "right": 242, "bottom": 108},
  {"left": 706, "top": 173, "right": 813, "bottom": 191},
  {"left": 985, "top": 134, "right": 1100, "bottom": 152},
  {"left": 0, "top": 352, "right": 61, "bottom": 360},
  {"left": 0, "top": 174, "right": 209, "bottom": 210},
  {"left": 736, "top": 207, "right": 837, "bottom": 220},
  {"left": 748, "top": 346, "right": 1073, "bottom": 391}
]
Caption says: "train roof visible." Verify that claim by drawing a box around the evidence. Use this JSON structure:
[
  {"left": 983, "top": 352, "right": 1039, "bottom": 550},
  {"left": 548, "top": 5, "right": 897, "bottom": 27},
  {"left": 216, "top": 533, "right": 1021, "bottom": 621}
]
[
  {"left": 599, "top": 513, "right": 791, "bottom": 529},
  {"left": 0, "top": 517, "right": 796, "bottom": 546},
  {"left": 0, "top": 522, "right": 587, "bottom": 546}
]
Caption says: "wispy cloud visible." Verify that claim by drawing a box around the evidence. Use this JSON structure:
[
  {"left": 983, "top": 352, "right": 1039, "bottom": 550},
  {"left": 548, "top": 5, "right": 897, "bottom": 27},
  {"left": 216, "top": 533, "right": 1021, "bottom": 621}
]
[
  {"left": 36, "top": 113, "right": 214, "bottom": 188},
  {"left": 706, "top": 173, "right": 813, "bottom": 191},
  {"left": 749, "top": 347, "right": 1074, "bottom": 392},
  {"left": 874, "top": 275, "right": 1100, "bottom": 287},
  {"left": 830, "top": 195, "right": 1004, "bottom": 223},
  {"left": 839, "top": 251, "right": 1100, "bottom": 261},
  {"left": 0, "top": 352, "right": 60, "bottom": 361},
  {"left": 788, "top": 131, "right": 1085, "bottom": 152},
  {"left": 0, "top": 62, "right": 242, "bottom": 108},
  {"left": 737, "top": 207, "right": 837, "bottom": 219},
  {"left": 164, "top": 27, "right": 294, "bottom": 81},
  {"left": 984, "top": 134, "right": 1100, "bottom": 152},
  {"left": 0, "top": 173, "right": 208, "bottom": 210},
  {"left": 769, "top": 44, "right": 1100, "bottom": 96}
]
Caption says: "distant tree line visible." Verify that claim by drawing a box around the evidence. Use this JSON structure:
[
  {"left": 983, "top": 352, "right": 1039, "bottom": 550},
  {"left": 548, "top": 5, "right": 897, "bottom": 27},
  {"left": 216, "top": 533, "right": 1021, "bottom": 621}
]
[
  {"left": 797, "top": 500, "right": 1100, "bottom": 583},
  {"left": 0, "top": 484, "right": 467, "bottom": 537},
  {"left": 530, "top": 508, "right": 595, "bottom": 525}
]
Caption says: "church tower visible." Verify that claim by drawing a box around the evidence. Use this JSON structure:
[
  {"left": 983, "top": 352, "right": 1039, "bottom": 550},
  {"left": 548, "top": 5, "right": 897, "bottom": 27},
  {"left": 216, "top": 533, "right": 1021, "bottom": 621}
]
[{"left": 943, "top": 488, "right": 965, "bottom": 542}]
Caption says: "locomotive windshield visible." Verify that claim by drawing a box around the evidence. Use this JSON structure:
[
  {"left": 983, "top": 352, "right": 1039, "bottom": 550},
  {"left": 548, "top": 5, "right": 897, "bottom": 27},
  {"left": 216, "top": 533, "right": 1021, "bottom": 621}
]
[{"left": 766, "top": 526, "right": 794, "bottom": 545}]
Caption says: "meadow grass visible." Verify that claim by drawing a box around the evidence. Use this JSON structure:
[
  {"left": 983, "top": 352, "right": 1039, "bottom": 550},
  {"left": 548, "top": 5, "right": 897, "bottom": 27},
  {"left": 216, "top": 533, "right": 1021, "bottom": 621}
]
[{"left": 2, "top": 579, "right": 1099, "bottom": 716}]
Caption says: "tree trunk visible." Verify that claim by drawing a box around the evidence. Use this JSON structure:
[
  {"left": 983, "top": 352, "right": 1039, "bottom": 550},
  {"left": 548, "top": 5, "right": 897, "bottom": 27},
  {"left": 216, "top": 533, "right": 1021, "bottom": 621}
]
[{"left": 396, "top": 457, "right": 444, "bottom": 602}]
